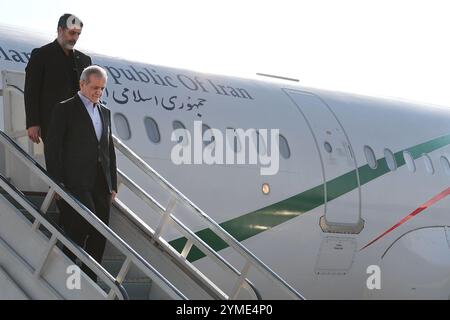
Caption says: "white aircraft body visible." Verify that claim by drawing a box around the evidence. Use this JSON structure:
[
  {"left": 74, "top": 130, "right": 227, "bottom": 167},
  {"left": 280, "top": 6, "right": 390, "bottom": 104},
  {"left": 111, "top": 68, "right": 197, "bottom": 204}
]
[{"left": 1, "top": 24, "right": 450, "bottom": 299}]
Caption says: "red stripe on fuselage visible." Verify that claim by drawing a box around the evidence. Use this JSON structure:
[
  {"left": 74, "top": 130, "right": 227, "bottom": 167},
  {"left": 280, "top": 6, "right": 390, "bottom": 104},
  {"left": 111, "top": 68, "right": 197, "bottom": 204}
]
[{"left": 360, "top": 187, "right": 450, "bottom": 251}]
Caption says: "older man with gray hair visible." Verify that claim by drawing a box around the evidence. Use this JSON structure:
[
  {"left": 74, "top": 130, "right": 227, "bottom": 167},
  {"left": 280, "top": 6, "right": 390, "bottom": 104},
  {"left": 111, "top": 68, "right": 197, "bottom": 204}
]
[{"left": 46, "top": 65, "right": 117, "bottom": 282}]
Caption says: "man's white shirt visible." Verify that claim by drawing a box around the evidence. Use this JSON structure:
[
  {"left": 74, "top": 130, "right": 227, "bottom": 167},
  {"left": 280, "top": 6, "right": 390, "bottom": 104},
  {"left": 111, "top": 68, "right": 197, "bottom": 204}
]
[{"left": 78, "top": 92, "right": 103, "bottom": 142}]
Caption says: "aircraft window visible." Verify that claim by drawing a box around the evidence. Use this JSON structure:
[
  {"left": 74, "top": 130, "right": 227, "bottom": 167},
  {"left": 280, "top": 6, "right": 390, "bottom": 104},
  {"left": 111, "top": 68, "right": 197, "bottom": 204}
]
[
  {"left": 144, "top": 117, "right": 161, "bottom": 143},
  {"left": 173, "top": 120, "right": 189, "bottom": 146},
  {"left": 202, "top": 123, "right": 215, "bottom": 147},
  {"left": 256, "top": 131, "right": 267, "bottom": 156},
  {"left": 440, "top": 156, "right": 450, "bottom": 176},
  {"left": 226, "top": 127, "right": 242, "bottom": 153},
  {"left": 324, "top": 141, "right": 333, "bottom": 154},
  {"left": 384, "top": 148, "right": 397, "bottom": 172},
  {"left": 172, "top": 120, "right": 185, "bottom": 130},
  {"left": 364, "top": 146, "right": 377, "bottom": 169},
  {"left": 113, "top": 113, "right": 131, "bottom": 140},
  {"left": 403, "top": 151, "right": 416, "bottom": 173},
  {"left": 423, "top": 153, "right": 435, "bottom": 175},
  {"left": 279, "top": 134, "right": 291, "bottom": 159}
]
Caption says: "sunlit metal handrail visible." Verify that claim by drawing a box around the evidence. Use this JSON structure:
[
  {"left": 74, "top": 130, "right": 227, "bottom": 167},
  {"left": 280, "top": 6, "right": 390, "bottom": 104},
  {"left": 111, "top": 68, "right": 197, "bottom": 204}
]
[
  {"left": 0, "top": 174, "right": 128, "bottom": 300},
  {"left": 113, "top": 136, "right": 305, "bottom": 300},
  {"left": 112, "top": 180, "right": 259, "bottom": 300},
  {"left": 0, "top": 129, "right": 187, "bottom": 300}
]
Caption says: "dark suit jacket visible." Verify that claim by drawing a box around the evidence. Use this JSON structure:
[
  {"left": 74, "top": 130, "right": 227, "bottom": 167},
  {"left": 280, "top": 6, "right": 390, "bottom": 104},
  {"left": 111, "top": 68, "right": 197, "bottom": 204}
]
[
  {"left": 24, "top": 40, "right": 92, "bottom": 141},
  {"left": 45, "top": 95, "right": 117, "bottom": 193}
]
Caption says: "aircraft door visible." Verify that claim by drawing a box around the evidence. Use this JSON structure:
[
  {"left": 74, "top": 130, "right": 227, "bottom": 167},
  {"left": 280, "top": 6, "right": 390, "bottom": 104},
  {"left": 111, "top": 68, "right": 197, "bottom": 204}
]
[{"left": 284, "top": 89, "right": 363, "bottom": 233}]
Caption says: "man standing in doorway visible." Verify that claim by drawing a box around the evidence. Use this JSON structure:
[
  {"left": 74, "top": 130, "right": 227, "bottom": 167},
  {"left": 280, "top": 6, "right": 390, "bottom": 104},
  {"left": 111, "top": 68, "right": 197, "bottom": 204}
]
[{"left": 24, "top": 13, "right": 92, "bottom": 145}]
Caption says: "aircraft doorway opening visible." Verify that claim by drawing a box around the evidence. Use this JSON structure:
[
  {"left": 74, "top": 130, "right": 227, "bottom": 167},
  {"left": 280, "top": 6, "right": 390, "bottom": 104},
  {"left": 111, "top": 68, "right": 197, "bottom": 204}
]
[{"left": 284, "top": 89, "right": 364, "bottom": 234}]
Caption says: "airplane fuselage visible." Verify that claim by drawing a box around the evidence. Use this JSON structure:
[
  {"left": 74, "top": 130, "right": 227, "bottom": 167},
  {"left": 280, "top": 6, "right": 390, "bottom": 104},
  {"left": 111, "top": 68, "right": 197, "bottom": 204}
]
[{"left": 1, "top": 25, "right": 450, "bottom": 299}]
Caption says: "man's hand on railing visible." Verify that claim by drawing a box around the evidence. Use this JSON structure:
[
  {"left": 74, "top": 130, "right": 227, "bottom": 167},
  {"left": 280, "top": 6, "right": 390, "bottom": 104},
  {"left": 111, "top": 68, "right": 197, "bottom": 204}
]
[
  {"left": 27, "top": 126, "right": 41, "bottom": 144},
  {"left": 112, "top": 190, "right": 117, "bottom": 201}
]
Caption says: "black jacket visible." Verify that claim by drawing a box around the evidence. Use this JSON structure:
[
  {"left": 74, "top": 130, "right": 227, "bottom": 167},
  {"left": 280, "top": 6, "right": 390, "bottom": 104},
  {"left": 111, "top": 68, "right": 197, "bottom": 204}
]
[
  {"left": 45, "top": 95, "right": 117, "bottom": 193},
  {"left": 24, "top": 40, "right": 92, "bottom": 141}
]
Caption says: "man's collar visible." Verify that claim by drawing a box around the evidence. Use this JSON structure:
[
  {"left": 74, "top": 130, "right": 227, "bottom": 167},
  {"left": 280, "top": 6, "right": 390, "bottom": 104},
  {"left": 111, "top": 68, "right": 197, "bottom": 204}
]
[{"left": 77, "top": 92, "right": 95, "bottom": 108}]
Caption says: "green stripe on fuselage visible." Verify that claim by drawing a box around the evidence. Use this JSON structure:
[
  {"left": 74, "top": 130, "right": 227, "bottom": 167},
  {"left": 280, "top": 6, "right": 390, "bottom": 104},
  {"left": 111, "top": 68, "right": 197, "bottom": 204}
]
[{"left": 170, "top": 134, "right": 450, "bottom": 262}]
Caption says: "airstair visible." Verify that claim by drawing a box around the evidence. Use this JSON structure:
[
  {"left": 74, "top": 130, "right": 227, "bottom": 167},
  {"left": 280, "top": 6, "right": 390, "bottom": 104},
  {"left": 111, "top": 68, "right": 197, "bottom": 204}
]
[{"left": 0, "top": 70, "right": 304, "bottom": 300}]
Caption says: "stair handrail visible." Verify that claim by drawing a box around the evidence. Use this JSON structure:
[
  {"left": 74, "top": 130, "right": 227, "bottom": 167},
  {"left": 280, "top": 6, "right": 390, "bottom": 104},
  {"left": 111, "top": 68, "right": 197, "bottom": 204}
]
[
  {"left": 0, "top": 129, "right": 187, "bottom": 300},
  {"left": 112, "top": 193, "right": 260, "bottom": 300},
  {"left": 0, "top": 174, "right": 129, "bottom": 300},
  {"left": 113, "top": 136, "right": 305, "bottom": 300}
]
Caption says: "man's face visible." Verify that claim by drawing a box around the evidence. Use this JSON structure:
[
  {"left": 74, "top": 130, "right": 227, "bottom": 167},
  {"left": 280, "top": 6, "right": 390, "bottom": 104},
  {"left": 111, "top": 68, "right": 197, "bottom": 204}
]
[
  {"left": 80, "top": 75, "right": 106, "bottom": 104},
  {"left": 58, "top": 27, "right": 82, "bottom": 50}
]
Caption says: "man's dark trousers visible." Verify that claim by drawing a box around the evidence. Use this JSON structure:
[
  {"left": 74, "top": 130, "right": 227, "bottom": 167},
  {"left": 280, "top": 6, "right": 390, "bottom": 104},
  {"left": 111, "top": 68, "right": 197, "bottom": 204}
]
[{"left": 58, "top": 162, "right": 111, "bottom": 282}]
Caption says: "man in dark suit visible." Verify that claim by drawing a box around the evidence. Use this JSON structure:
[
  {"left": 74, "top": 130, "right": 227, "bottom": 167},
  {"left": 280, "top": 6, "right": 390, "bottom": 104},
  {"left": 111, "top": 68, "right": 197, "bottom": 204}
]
[
  {"left": 46, "top": 65, "right": 117, "bottom": 281},
  {"left": 24, "top": 13, "right": 92, "bottom": 145}
]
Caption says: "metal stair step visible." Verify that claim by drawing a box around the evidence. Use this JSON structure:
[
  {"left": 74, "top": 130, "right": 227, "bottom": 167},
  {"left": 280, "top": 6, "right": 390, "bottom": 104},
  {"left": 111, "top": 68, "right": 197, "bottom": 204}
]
[
  {"left": 103, "top": 240, "right": 129, "bottom": 258},
  {"left": 0, "top": 191, "right": 59, "bottom": 222},
  {"left": 0, "top": 190, "right": 57, "bottom": 210},
  {"left": 97, "top": 278, "right": 152, "bottom": 300},
  {"left": 19, "top": 208, "right": 60, "bottom": 224},
  {"left": 101, "top": 257, "right": 149, "bottom": 280},
  {"left": 24, "top": 194, "right": 58, "bottom": 211}
]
